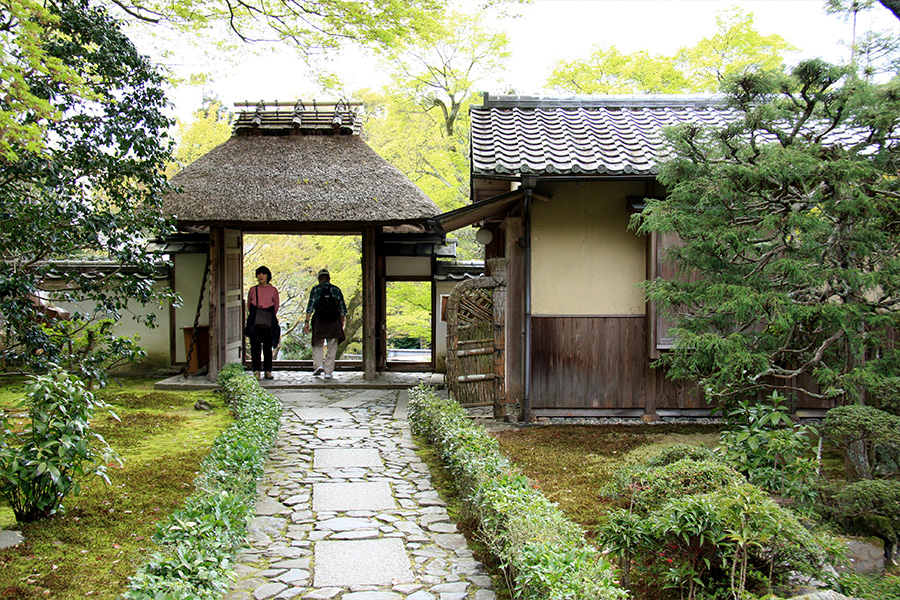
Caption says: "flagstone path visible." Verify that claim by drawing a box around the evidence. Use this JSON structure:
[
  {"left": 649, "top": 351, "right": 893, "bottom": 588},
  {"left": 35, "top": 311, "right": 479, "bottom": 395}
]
[{"left": 223, "top": 387, "right": 497, "bottom": 600}]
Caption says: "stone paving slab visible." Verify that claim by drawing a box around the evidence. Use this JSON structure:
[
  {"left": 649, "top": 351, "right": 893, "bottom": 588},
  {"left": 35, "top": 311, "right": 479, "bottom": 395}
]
[
  {"left": 0, "top": 530, "right": 24, "bottom": 549},
  {"left": 315, "top": 427, "right": 371, "bottom": 440},
  {"left": 292, "top": 407, "right": 353, "bottom": 421},
  {"left": 225, "top": 386, "right": 494, "bottom": 600},
  {"left": 312, "top": 482, "right": 394, "bottom": 512},
  {"left": 313, "top": 539, "right": 414, "bottom": 586},
  {"left": 313, "top": 448, "right": 382, "bottom": 469}
]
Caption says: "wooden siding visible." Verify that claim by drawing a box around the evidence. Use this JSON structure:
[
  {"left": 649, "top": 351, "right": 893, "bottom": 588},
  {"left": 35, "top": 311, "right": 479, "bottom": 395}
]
[{"left": 531, "top": 316, "right": 647, "bottom": 409}]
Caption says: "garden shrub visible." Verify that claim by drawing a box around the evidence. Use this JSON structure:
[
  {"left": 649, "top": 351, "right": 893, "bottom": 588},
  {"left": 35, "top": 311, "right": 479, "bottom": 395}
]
[
  {"left": 869, "top": 376, "right": 900, "bottom": 416},
  {"left": 601, "top": 457, "right": 745, "bottom": 514},
  {"left": 598, "top": 437, "right": 833, "bottom": 599},
  {"left": 824, "top": 404, "right": 900, "bottom": 480},
  {"left": 644, "top": 443, "right": 721, "bottom": 467},
  {"left": 0, "top": 369, "right": 118, "bottom": 522},
  {"left": 821, "top": 478, "right": 900, "bottom": 562},
  {"left": 718, "top": 394, "right": 819, "bottom": 511},
  {"left": 122, "top": 365, "right": 281, "bottom": 600},
  {"left": 408, "top": 384, "right": 627, "bottom": 600}
]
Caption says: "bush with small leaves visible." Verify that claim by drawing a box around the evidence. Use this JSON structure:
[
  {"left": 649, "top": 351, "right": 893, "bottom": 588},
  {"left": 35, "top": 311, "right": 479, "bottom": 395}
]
[
  {"left": 644, "top": 443, "right": 721, "bottom": 467},
  {"left": 122, "top": 365, "right": 281, "bottom": 600},
  {"left": 824, "top": 404, "right": 900, "bottom": 480},
  {"left": 408, "top": 385, "right": 628, "bottom": 600},
  {"left": 821, "top": 478, "right": 900, "bottom": 562},
  {"left": 869, "top": 377, "right": 900, "bottom": 416},
  {"left": 0, "top": 369, "right": 118, "bottom": 522},
  {"left": 601, "top": 457, "right": 745, "bottom": 514}
]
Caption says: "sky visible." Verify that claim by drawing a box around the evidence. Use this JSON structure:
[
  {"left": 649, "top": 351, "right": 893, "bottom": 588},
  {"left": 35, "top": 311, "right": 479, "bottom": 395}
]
[{"left": 162, "top": 0, "right": 900, "bottom": 120}]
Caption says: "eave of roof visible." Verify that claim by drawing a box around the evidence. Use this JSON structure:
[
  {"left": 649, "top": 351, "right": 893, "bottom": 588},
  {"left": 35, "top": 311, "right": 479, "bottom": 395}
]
[{"left": 471, "top": 93, "right": 729, "bottom": 178}]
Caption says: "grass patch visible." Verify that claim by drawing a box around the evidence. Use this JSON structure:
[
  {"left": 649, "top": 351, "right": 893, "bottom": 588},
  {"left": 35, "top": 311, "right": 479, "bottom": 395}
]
[
  {"left": 0, "top": 378, "right": 232, "bottom": 600},
  {"left": 493, "top": 424, "right": 722, "bottom": 535}
]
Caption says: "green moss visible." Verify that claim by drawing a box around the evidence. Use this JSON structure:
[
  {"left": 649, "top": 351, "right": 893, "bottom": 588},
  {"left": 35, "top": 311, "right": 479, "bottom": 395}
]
[{"left": 0, "top": 377, "right": 233, "bottom": 600}]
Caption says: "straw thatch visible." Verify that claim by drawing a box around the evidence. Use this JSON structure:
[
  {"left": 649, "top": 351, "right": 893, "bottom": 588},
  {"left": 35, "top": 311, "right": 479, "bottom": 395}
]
[{"left": 164, "top": 133, "right": 439, "bottom": 228}]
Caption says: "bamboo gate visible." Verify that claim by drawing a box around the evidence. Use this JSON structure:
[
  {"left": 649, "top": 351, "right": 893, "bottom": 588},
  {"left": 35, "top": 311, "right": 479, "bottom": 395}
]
[{"left": 445, "top": 259, "right": 507, "bottom": 418}]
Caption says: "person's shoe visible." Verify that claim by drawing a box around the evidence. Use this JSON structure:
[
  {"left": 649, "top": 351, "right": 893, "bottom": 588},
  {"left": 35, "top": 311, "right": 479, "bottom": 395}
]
[
  {"left": 253, "top": 371, "right": 261, "bottom": 379},
  {"left": 323, "top": 373, "right": 333, "bottom": 380},
  {"left": 264, "top": 372, "right": 274, "bottom": 379},
  {"left": 312, "top": 367, "right": 324, "bottom": 376}
]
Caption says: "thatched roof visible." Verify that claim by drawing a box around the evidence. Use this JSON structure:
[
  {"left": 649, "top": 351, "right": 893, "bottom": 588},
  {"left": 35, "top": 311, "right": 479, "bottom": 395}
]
[{"left": 164, "top": 103, "right": 439, "bottom": 229}]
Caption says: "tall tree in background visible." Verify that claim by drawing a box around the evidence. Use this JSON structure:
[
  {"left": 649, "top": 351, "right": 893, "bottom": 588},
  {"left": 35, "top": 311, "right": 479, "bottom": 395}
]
[
  {"left": 357, "top": 12, "right": 509, "bottom": 259},
  {"left": 166, "top": 97, "right": 232, "bottom": 177},
  {"left": 631, "top": 60, "right": 900, "bottom": 403},
  {"left": 0, "top": 0, "right": 175, "bottom": 378},
  {"left": 826, "top": 0, "right": 900, "bottom": 76},
  {"left": 547, "top": 8, "right": 794, "bottom": 94}
]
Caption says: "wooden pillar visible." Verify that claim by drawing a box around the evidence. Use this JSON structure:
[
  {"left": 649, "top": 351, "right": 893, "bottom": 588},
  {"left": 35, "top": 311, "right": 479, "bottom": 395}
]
[
  {"left": 362, "top": 226, "right": 377, "bottom": 381},
  {"left": 504, "top": 217, "right": 525, "bottom": 409},
  {"left": 207, "top": 226, "right": 225, "bottom": 380},
  {"left": 490, "top": 259, "right": 508, "bottom": 419}
]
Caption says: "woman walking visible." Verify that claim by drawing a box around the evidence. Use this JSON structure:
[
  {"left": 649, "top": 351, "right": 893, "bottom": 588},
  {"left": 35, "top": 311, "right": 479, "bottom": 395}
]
[{"left": 246, "top": 266, "right": 279, "bottom": 379}]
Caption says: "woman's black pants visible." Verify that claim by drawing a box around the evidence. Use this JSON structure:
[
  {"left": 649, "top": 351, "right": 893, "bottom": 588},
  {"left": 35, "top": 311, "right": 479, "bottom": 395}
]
[{"left": 250, "top": 328, "right": 273, "bottom": 372}]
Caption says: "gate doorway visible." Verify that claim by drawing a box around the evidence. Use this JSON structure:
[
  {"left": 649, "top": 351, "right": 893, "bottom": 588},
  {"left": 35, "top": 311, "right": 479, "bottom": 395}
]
[
  {"left": 241, "top": 233, "right": 363, "bottom": 370},
  {"left": 385, "top": 280, "right": 434, "bottom": 369}
]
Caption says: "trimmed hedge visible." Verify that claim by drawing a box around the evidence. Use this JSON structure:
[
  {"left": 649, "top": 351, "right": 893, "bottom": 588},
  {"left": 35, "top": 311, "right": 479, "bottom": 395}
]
[
  {"left": 407, "top": 385, "right": 627, "bottom": 600},
  {"left": 121, "top": 364, "right": 282, "bottom": 600}
]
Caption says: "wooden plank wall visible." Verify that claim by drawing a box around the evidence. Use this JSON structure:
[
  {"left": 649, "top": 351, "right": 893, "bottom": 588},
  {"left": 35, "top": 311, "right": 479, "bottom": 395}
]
[
  {"left": 531, "top": 315, "right": 704, "bottom": 411},
  {"left": 531, "top": 315, "right": 842, "bottom": 412}
]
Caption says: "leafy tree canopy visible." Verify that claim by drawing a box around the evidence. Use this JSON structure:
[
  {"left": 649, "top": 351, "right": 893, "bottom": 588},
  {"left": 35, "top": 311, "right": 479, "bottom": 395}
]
[
  {"left": 631, "top": 60, "right": 900, "bottom": 402},
  {"left": 547, "top": 8, "right": 795, "bottom": 94},
  {"left": 0, "top": 0, "right": 175, "bottom": 376},
  {"left": 166, "top": 97, "right": 233, "bottom": 178}
]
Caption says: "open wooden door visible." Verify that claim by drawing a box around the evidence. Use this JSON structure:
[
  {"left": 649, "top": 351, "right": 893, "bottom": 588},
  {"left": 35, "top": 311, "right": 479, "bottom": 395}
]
[
  {"left": 224, "top": 228, "right": 243, "bottom": 364},
  {"left": 208, "top": 227, "right": 243, "bottom": 379}
]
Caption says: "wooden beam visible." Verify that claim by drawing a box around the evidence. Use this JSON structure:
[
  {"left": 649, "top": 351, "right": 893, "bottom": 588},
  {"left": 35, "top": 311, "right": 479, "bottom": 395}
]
[
  {"left": 504, "top": 216, "right": 525, "bottom": 408},
  {"left": 362, "top": 227, "right": 377, "bottom": 381}
]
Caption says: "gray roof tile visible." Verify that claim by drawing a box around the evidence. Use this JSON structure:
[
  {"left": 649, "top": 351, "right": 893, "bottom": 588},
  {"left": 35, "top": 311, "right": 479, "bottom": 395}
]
[{"left": 470, "top": 95, "right": 731, "bottom": 177}]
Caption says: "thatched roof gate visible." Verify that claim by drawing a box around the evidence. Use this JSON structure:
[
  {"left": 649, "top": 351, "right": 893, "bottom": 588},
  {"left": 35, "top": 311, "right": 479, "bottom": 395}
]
[{"left": 163, "top": 101, "right": 441, "bottom": 380}]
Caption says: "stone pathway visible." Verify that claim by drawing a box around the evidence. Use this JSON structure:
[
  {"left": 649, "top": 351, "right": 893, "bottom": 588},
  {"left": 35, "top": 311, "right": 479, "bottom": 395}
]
[{"left": 224, "top": 387, "right": 496, "bottom": 600}]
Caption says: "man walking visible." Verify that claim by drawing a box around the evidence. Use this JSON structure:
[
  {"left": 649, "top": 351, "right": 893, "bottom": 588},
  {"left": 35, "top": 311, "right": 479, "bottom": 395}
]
[{"left": 303, "top": 268, "right": 347, "bottom": 379}]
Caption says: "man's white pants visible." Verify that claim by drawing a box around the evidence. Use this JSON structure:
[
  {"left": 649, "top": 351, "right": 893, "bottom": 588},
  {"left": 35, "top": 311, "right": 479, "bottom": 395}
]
[{"left": 313, "top": 338, "right": 338, "bottom": 375}]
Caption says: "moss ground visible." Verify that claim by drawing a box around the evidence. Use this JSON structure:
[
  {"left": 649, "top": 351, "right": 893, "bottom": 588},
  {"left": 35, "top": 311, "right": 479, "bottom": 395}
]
[
  {"left": 0, "top": 377, "right": 232, "bottom": 600},
  {"left": 493, "top": 424, "right": 723, "bottom": 535}
]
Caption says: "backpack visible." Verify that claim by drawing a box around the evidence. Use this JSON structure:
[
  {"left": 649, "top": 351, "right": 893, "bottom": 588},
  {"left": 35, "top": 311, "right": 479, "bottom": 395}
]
[{"left": 315, "top": 284, "right": 341, "bottom": 322}]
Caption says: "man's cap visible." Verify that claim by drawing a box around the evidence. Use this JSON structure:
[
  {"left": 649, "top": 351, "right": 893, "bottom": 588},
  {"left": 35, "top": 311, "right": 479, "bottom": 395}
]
[{"left": 317, "top": 268, "right": 330, "bottom": 278}]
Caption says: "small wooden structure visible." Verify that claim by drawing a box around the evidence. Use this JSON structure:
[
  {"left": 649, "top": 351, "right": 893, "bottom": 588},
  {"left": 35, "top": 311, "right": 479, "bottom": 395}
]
[
  {"left": 445, "top": 259, "right": 507, "bottom": 418},
  {"left": 163, "top": 100, "right": 443, "bottom": 380}
]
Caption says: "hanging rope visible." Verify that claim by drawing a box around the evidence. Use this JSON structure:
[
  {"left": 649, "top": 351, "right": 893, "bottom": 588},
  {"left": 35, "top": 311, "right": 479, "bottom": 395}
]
[{"left": 183, "top": 253, "right": 211, "bottom": 378}]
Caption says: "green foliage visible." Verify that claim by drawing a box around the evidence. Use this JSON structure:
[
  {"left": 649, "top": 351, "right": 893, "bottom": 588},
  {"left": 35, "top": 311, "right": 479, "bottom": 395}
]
[
  {"left": 824, "top": 404, "right": 900, "bottom": 480},
  {"left": 167, "top": 98, "right": 232, "bottom": 178},
  {"left": 839, "top": 572, "right": 900, "bottom": 600},
  {"left": 547, "top": 8, "right": 794, "bottom": 94},
  {"left": 387, "top": 281, "right": 431, "bottom": 347},
  {"left": 602, "top": 457, "right": 745, "bottom": 514},
  {"left": 632, "top": 60, "right": 900, "bottom": 404},
  {"left": 598, "top": 454, "right": 830, "bottom": 599},
  {"left": 0, "top": 0, "right": 176, "bottom": 374},
  {"left": 821, "top": 479, "right": 900, "bottom": 555},
  {"left": 644, "top": 443, "right": 722, "bottom": 467},
  {"left": 44, "top": 318, "right": 146, "bottom": 389},
  {"left": 408, "top": 385, "right": 628, "bottom": 600},
  {"left": 870, "top": 376, "right": 900, "bottom": 416},
  {"left": 0, "top": 370, "right": 118, "bottom": 522},
  {"left": 718, "top": 395, "right": 819, "bottom": 510},
  {"left": 122, "top": 365, "right": 281, "bottom": 599}
]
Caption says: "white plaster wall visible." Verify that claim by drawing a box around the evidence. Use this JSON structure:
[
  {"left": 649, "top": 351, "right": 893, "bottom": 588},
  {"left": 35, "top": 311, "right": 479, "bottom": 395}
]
[
  {"left": 52, "top": 282, "right": 172, "bottom": 371},
  {"left": 173, "top": 253, "right": 210, "bottom": 363},
  {"left": 386, "top": 256, "right": 432, "bottom": 277},
  {"left": 531, "top": 181, "right": 647, "bottom": 315},
  {"left": 434, "top": 280, "right": 458, "bottom": 373}
]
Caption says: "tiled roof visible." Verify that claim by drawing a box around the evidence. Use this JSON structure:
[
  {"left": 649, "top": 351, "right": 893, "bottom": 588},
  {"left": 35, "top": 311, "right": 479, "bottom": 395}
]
[{"left": 470, "top": 94, "right": 730, "bottom": 177}]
